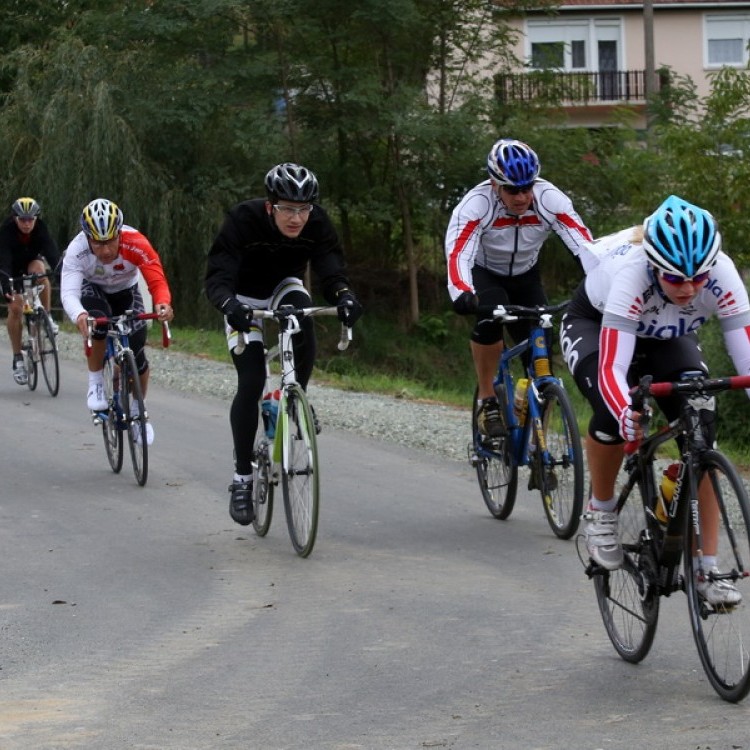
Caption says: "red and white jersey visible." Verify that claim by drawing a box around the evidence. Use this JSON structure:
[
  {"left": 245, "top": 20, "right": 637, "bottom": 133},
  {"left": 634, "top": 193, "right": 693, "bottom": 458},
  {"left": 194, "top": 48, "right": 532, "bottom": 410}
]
[
  {"left": 445, "top": 178, "right": 594, "bottom": 300},
  {"left": 585, "top": 227, "right": 750, "bottom": 421},
  {"left": 61, "top": 226, "right": 172, "bottom": 322}
]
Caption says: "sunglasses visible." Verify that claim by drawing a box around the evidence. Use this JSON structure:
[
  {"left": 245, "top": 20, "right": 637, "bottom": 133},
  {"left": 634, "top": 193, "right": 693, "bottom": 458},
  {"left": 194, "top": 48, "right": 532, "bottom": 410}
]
[
  {"left": 660, "top": 270, "right": 711, "bottom": 285},
  {"left": 273, "top": 204, "right": 314, "bottom": 217},
  {"left": 502, "top": 184, "right": 534, "bottom": 196}
]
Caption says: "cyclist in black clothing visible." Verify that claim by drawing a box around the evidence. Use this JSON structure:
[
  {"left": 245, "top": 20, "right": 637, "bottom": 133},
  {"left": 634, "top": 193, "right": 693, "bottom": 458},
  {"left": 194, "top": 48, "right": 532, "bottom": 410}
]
[
  {"left": 0, "top": 197, "right": 60, "bottom": 385},
  {"left": 205, "top": 162, "right": 363, "bottom": 526}
]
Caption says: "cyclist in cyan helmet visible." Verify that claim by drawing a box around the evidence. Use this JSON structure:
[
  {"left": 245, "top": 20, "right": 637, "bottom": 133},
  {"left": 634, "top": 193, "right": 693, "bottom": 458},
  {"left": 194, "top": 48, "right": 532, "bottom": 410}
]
[
  {"left": 60, "top": 198, "right": 174, "bottom": 445},
  {"left": 205, "top": 162, "right": 363, "bottom": 526},
  {"left": 446, "top": 138, "right": 595, "bottom": 439},
  {"left": 560, "top": 195, "right": 750, "bottom": 605},
  {"left": 0, "top": 197, "right": 60, "bottom": 385}
]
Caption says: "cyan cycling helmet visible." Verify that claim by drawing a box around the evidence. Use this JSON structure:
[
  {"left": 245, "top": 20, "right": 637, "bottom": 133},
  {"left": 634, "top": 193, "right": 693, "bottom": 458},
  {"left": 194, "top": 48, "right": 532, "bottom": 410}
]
[
  {"left": 12, "top": 197, "right": 41, "bottom": 219},
  {"left": 81, "top": 198, "right": 123, "bottom": 241},
  {"left": 265, "top": 163, "right": 319, "bottom": 203},
  {"left": 643, "top": 195, "right": 720, "bottom": 277},
  {"left": 487, "top": 139, "right": 540, "bottom": 187}
]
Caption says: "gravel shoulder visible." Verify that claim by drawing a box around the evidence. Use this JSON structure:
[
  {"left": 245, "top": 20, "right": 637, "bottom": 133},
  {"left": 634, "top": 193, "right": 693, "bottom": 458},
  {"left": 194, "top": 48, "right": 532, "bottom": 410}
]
[{"left": 54, "top": 331, "right": 471, "bottom": 463}]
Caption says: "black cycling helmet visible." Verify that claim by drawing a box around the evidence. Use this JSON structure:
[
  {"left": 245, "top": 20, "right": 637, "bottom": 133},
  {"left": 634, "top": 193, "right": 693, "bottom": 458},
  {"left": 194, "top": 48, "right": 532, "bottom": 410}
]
[
  {"left": 12, "top": 197, "right": 41, "bottom": 219},
  {"left": 265, "top": 163, "right": 319, "bottom": 203},
  {"left": 487, "top": 139, "right": 540, "bottom": 187}
]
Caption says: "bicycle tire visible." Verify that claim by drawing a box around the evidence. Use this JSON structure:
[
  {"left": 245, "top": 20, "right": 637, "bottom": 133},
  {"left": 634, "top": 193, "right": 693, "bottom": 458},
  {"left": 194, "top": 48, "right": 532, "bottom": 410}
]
[
  {"left": 471, "top": 385, "right": 517, "bottom": 519},
  {"left": 684, "top": 449, "right": 750, "bottom": 702},
  {"left": 280, "top": 384, "right": 319, "bottom": 557},
  {"left": 594, "top": 472, "right": 660, "bottom": 663},
  {"left": 252, "top": 417, "right": 274, "bottom": 537},
  {"left": 24, "top": 316, "right": 38, "bottom": 391},
  {"left": 37, "top": 309, "right": 60, "bottom": 397},
  {"left": 101, "top": 354, "right": 123, "bottom": 474},
  {"left": 120, "top": 350, "right": 148, "bottom": 486},
  {"left": 537, "top": 381, "right": 584, "bottom": 539}
]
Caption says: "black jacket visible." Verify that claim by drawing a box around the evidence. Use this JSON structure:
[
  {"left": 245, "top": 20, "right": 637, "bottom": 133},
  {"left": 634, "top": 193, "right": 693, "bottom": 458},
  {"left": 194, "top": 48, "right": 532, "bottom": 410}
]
[{"left": 205, "top": 199, "right": 351, "bottom": 310}]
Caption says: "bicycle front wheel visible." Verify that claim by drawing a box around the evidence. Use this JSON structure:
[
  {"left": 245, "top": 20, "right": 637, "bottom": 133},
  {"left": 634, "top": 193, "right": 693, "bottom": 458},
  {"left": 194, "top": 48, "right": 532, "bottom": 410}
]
[
  {"left": 537, "top": 381, "right": 584, "bottom": 539},
  {"left": 252, "top": 415, "right": 274, "bottom": 537},
  {"left": 471, "top": 385, "right": 517, "bottom": 519},
  {"left": 101, "top": 355, "right": 123, "bottom": 474},
  {"left": 37, "top": 309, "right": 60, "bottom": 397},
  {"left": 120, "top": 350, "right": 148, "bottom": 487},
  {"left": 24, "top": 317, "right": 38, "bottom": 391},
  {"left": 594, "top": 475, "right": 659, "bottom": 663},
  {"left": 280, "top": 384, "right": 319, "bottom": 557},
  {"left": 685, "top": 450, "right": 750, "bottom": 703}
]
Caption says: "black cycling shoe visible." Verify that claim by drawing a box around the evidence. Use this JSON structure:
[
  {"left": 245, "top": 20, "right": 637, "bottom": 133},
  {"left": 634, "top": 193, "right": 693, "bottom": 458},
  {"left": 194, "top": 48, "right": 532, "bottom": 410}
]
[{"left": 228, "top": 481, "right": 254, "bottom": 526}]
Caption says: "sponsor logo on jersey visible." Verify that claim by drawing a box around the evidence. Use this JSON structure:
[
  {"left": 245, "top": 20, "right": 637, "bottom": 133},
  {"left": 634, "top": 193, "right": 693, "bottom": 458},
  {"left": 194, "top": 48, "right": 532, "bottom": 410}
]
[{"left": 636, "top": 316, "right": 706, "bottom": 338}]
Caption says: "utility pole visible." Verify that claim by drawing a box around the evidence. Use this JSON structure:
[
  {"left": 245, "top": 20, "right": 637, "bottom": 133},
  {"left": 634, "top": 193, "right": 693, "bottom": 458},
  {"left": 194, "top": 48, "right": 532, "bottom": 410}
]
[{"left": 644, "top": 0, "right": 656, "bottom": 136}]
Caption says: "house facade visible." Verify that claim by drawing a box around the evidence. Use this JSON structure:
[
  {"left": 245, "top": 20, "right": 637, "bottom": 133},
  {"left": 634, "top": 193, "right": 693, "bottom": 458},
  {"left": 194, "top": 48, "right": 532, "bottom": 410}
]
[{"left": 500, "top": 0, "right": 750, "bottom": 128}]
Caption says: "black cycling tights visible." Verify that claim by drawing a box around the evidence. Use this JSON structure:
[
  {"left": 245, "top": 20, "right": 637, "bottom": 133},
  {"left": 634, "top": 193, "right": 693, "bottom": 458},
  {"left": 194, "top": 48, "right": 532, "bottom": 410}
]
[{"left": 230, "top": 290, "right": 316, "bottom": 475}]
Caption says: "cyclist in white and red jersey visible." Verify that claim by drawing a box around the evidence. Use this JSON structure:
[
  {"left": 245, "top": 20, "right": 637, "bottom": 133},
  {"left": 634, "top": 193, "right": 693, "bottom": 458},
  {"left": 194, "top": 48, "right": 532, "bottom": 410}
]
[
  {"left": 446, "top": 138, "right": 595, "bottom": 438},
  {"left": 560, "top": 195, "right": 750, "bottom": 605},
  {"left": 61, "top": 198, "right": 174, "bottom": 444}
]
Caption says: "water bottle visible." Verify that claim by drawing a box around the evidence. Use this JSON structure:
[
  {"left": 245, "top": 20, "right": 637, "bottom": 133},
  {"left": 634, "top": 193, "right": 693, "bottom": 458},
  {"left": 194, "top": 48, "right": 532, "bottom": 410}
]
[
  {"left": 261, "top": 390, "right": 280, "bottom": 439},
  {"left": 657, "top": 462, "right": 680, "bottom": 525},
  {"left": 514, "top": 378, "right": 529, "bottom": 422}
]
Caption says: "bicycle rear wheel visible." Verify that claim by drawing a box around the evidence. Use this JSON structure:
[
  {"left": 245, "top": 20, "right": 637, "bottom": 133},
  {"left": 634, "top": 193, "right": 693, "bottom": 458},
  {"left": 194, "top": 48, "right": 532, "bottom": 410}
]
[
  {"left": 537, "top": 381, "right": 584, "bottom": 539},
  {"left": 685, "top": 450, "right": 750, "bottom": 703},
  {"left": 101, "top": 355, "right": 123, "bottom": 473},
  {"left": 280, "top": 384, "right": 319, "bottom": 557},
  {"left": 594, "top": 474, "right": 659, "bottom": 663},
  {"left": 252, "top": 415, "right": 274, "bottom": 537},
  {"left": 36, "top": 309, "right": 60, "bottom": 397},
  {"left": 120, "top": 350, "right": 148, "bottom": 486},
  {"left": 471, "top": 385, "right": 517, "bottom": 519},
  {"left": 24, "top": 317, "right": 38, "bottom": 391}
]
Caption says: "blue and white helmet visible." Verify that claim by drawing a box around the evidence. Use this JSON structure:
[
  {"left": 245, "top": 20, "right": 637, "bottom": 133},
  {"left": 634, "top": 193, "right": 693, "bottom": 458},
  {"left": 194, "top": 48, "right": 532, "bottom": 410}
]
[
  {"left": 643, "top": 195, "right": 721, "bottom": 277},
  {"left": 487, "top": 139, "right": 540, "bottom": 187}
]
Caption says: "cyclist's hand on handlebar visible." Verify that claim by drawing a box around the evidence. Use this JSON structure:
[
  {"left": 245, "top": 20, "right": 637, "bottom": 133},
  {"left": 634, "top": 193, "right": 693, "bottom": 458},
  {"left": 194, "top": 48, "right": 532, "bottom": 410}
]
[
  {"left": 155, "top": 302, "right": 174, "bottom": 322},
  {"left": 452, "top": 291, "right": 479, "bottom": 315},
  {"left": 76, "top": 312, "right": 90, "bottom": 338},
  {"left": 618, "top": 405, "right": 647, "bottom": 443},
  {"left": 222, "top": 298, "right": 253, "bottom": 332},
  {"left": 336, "top": 292, "right": 363, "bottom": 327}
]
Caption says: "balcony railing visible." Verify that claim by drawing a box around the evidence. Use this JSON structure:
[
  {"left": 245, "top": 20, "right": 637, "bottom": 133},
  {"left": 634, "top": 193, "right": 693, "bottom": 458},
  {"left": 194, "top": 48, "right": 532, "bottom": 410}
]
[{"left": 496, "top": 70, "right": 665, "bottom": 105}]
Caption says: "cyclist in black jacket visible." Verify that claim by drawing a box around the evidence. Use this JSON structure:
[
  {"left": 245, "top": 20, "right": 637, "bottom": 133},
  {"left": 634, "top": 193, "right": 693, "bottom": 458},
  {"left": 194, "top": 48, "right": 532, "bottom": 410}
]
[
  {"left": 0, "top": 197, "right": 60, "bottom": 385},
  {"left": 205, "top": 162, "right": 363, "bottom": 525}
]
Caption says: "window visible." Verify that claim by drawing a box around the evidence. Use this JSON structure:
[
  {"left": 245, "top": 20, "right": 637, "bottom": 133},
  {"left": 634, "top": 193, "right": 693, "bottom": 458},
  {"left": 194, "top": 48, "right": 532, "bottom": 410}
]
[
  {"left": 706, "top": 15, "right": 750, "bottom": 67},
  {"left": 526, "top": 19, "right": 621, "bottom": 73}
]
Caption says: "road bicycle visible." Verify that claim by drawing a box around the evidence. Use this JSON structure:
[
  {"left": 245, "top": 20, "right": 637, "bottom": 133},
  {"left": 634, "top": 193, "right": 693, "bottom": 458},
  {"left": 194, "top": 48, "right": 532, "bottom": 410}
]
[
  {"left": 583, "top": 372, "right": 750, "bottom": 702},
  {"left": 469, "top": 301, "right": 584, "bottom": 539},
  {"left": 86, "top": 311, "right": 171, "bottom": 487},
  {"left": 236, "top": 305, "right": 351, "bottom": 558},
  {"left": 11, "top": 272, "right": 60, "bottom": 396}
]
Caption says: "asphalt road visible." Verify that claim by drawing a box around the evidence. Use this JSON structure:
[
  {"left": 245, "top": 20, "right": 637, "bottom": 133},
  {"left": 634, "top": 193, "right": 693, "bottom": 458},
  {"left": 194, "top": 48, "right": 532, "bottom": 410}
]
[{"left": 0, "top": 343, "right": 747, "bottom": 750}]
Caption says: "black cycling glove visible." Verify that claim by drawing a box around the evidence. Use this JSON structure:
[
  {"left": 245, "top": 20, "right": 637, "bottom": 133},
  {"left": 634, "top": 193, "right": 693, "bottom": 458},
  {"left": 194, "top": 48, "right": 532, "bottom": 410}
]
[
  {"left": 222, "top": 297, "right": 253, "bottom": 333},
  {"left": 452, "top": 291, "right": 479, "bottom": 315},
  {"left": 336, "top": 292, "right": 363, "bottom": 327}
]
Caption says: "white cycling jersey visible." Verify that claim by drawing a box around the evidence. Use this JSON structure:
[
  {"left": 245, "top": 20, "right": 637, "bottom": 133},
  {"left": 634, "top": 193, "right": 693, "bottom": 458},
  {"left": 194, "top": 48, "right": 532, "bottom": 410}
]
[
  {"left": 581, "top": 226, "right": 750, "bottom": 421},
  {"left": 445, "top": 178, "right": 594, "bottom": 300}
]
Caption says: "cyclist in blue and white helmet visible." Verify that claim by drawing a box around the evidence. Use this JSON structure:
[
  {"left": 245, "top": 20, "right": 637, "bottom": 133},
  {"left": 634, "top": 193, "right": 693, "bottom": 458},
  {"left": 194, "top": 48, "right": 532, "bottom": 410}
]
[
  {"left": 486, "top": 138, "right": 540, "bottom": 187},
  {"left": 642, "top": 194, "right": 721, "bottom": 279},
  {"left": 561, "top": 194, "right": 750, "bottom": 604},
  {"left": 446, "top": 138, "right": 594, "bottom": 439}
]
